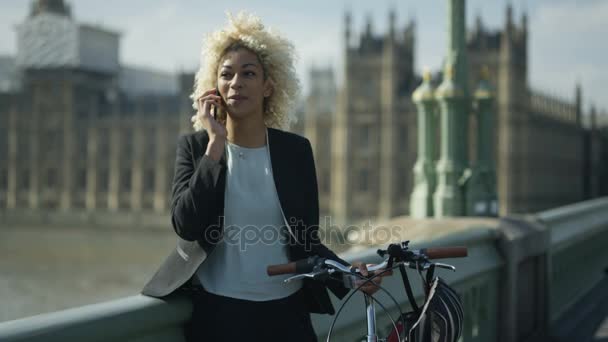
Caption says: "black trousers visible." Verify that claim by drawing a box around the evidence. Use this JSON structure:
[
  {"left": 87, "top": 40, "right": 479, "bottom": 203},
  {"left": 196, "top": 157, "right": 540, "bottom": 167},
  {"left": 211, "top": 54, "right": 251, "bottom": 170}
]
[{"left": 184, "top": 287, "right": 318, "bottom": 342}]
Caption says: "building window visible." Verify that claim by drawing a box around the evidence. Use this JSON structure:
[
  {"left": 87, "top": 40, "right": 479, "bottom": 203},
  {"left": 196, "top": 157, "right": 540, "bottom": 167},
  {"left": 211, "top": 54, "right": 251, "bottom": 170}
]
[
  {"left": 98, "top": 133, "right": 110, "bottom": 158},
  {"left": 20, "top": 169, "right": 30, "bottom": 189},
  {"left": 359, "top": 124, "right": 370, "bottom": 150},
  {"left": 121, "top": 169, "right": 131, "bottom": 190},
  {"left": 77, "top": 168, "right": 87, "bottom": 190},
  {"left": 0, "top": 169, "right": 7, "bottom": 189},
  {"left": 321, "top": 128, "right": 331, "bottom": 148},
  {"left": 98, "top": 93, "right": 110, "bottom": 116},
  {"left": 358, "top": 168, "right": 369, "bottom": 192},
  {"left": 75, "top": 88, "right": 90, "bottom": 119},
  {"left": 0, "top": 135, "right": 6, "bottom": 161},
  {"left": 321, "top": 169, "right": 330, "bottom": 193},
  {"left": 76, "top": 129, "right": 88, "bottom": 157},
  {"left": 18, "top": 136, "right": 30, "bottom": 160},
  {"left": 401, "top": 124, "right": 409, "bottom": 150},
  {"left": 98, "top": 169, "right": 109, "bottom": 191},
  {"left": 144, "top": 169, "right": 155, "bottom": 192},
  {"left": 122, "top": 129, "right": 133, "bottom": 160},
  {"left": 46, "top": 130, "right": 61, "bottom": 151},
  {"left": 148, "top": 131, "right": 157, "bottom": 153},
  {"left": 47, "top": 169, "right": 57, "bottom": 188}
]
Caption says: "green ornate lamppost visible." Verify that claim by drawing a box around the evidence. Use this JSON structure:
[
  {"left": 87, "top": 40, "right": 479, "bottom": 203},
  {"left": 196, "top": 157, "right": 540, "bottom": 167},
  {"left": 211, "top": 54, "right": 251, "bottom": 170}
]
[
  {"left": 410, "top": 70, "right": 437, "bottom": 218},
  {"left": 410, "top": 0, "right": 497, "bottom": 218}
]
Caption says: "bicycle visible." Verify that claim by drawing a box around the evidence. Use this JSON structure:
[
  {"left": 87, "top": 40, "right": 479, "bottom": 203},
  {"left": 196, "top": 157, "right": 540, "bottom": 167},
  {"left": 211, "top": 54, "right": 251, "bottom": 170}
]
[{"left": 267, "top": 240, "right": 468, "bottom": 342}]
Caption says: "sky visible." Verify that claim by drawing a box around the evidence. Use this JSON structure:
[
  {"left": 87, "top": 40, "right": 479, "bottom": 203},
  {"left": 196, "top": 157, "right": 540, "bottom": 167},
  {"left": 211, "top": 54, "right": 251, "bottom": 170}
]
[{"left": 1, "top": 0, "right": 607, "bottom": 115}]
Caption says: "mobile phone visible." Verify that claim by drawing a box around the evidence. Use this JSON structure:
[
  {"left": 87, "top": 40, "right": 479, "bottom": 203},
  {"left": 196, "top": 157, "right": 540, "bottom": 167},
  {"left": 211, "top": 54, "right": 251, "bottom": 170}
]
[
  {"left": 212, "top": 87, "right": 224, "bottom": 121},
  {"left": 211, "top": 88, "right": 218, "bottom": 121}
]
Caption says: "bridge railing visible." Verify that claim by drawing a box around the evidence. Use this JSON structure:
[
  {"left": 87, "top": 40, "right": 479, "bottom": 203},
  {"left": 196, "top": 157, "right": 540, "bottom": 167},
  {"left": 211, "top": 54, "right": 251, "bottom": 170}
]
[
  {"left": 0, "top": 197, "right": 606, "bottom": 342},
  {"left": 314, "top": 221, "right": 503, "bottom": 342},
  {"left": 538, "top": 197, "right": 608, "bottom": 337},
  {"left": 0, "top": 295, "right": 191, "bottom": 342}
]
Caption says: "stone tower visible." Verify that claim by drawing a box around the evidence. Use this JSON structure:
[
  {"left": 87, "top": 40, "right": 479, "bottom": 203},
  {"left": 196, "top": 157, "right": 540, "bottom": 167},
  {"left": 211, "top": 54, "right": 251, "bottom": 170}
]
[
  {"left": 496, "top": 5, "right": 529, "bottom": 214},
  {"left": 29, "top": 0, "right": 72, "bottom": 18},
  {"left": 467, "top": 5, "right": 528, "bottom": 214},
  {"left": 303, "top": 66, "right": 337, "bottom": 217},
  {"left": 330, "top": 11, "right": 417, "bottom": 225},
  {"left": 14, "top": 0, "right": 120, "bottom": 210}
]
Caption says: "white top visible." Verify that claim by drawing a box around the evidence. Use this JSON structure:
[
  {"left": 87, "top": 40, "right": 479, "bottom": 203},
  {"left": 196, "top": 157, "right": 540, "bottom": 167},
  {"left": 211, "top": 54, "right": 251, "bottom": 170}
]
[{"left": 196, "top": 129, "right": 302, "bottom": 301}]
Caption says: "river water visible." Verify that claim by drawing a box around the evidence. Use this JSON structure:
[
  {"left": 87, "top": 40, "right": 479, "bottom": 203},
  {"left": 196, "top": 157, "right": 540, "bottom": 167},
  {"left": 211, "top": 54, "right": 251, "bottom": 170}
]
[{"left": 0, "top": 225, "right": 176, "bottom": 322}]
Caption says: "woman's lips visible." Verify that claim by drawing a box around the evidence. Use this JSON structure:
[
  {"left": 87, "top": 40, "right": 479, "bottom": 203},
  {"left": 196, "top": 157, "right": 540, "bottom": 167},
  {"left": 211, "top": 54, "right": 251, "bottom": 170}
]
[{"left": 228, "top": 95, "right": 247, "bottom": 100}]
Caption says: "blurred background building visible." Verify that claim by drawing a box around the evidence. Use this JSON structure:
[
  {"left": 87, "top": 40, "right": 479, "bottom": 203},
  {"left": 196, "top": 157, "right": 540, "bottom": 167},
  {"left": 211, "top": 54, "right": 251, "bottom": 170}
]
[
  {"left": 0, "top": 0, "right": 607, "bottom": 226},
  {"left": 0, "top": 0, "right": 193, "bottom": 214},
  {"left": 302, "top": 7, "right": 608, "bottom": 223}
]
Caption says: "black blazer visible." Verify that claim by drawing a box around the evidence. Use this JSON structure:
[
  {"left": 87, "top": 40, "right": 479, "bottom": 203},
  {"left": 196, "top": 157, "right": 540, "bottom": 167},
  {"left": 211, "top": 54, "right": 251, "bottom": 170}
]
[{"left": 142, "top": 127, "right": 350, "bottom": 314}]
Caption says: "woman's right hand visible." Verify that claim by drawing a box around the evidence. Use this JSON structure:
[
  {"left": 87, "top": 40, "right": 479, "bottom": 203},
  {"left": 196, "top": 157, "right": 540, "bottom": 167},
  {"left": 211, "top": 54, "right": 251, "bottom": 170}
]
[
  {"left": 196, "top": 89, "right": 227, "bottom": 140},
  {"left": 196, "top": 89, "right": 227, "bottom": 161}
]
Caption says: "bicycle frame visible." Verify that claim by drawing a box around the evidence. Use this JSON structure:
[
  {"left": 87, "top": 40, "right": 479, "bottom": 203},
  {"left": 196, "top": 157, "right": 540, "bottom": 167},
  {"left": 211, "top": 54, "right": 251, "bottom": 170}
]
[{"left": 364, "top": 293, "right": 380, "bottom": 342}]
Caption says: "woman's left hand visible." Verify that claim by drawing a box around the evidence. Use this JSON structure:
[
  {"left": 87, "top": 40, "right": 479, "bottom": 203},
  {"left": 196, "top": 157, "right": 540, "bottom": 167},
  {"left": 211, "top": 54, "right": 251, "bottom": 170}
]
[{"left": 350, "top": 261, "right": 393, "bottom": 296}]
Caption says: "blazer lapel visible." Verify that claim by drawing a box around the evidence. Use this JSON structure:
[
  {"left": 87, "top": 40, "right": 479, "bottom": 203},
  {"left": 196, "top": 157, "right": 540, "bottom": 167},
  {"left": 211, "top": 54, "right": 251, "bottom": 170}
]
[
  {"left": 268, "top": 127, "right": 303, "bottom": 239},
  {"left": 267, "top": 128, "right": 289, "bottom": 216}
]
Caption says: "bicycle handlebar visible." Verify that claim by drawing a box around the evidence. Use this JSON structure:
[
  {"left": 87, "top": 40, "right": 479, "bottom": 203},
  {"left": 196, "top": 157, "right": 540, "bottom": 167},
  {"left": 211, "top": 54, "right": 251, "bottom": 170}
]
[
  {"left": 267, "top": 257, "right": 328, "bottom": 276},
  {"left": 267, "top": 263, "right": 296, "bottom": 276},
  {"left": 421, "top": 246, "right": 468, "bottom": 259},
  {"left": 266, "top": 242, "right": 468, "bottom": 342},
  {"left": 266, "top": 244, "right": 468, "bottom": 277}
]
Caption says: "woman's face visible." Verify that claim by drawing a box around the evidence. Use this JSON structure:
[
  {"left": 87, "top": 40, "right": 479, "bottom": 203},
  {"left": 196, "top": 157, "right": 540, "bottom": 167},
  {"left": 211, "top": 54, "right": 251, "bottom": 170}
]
[{"left": 217, "top": 48, "right": 272, "bottom": 121}]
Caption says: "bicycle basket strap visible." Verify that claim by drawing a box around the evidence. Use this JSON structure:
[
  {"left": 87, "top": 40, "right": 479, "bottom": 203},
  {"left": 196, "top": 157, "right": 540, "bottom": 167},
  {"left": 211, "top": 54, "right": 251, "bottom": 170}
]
[
  {"left": 406, "top": 277, "right": 464, "bottom": 342},
  {"left": 408, "top": 277, "right": 439, "bottom": 337},
  {"left": 399, "top": 263, "right": 421, "bottom": 314}
]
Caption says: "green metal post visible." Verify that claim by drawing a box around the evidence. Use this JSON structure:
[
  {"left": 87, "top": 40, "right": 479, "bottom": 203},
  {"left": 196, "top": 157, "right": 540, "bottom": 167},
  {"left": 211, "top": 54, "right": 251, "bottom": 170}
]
[
  {"left": 433, "top": 0, "right": 470, "bottom": 217},
  {"left": 467, "top": 67, "right": 498, "bottom": 216},
  {"left": 410, "top": 70, "right": 437, "bottom": 218}
]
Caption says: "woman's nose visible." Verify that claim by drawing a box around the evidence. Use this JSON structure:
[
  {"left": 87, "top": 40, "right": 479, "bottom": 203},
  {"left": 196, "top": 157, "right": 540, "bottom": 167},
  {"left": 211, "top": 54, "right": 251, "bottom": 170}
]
[{"left": 230, "top": 74, "right": 244, "bottom": 89}]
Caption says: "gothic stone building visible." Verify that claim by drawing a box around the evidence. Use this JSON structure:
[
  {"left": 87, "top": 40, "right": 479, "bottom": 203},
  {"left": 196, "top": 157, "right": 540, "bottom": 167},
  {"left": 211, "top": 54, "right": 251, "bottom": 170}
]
[
  {"left": 0, "top": 2, "right": 605, "bottom": 226},
  {"left": 302, "top": 8, "right": 606, "bottom": 225},
  {"left": 0, "top": 0, "right": 194, "bottom": 213}
]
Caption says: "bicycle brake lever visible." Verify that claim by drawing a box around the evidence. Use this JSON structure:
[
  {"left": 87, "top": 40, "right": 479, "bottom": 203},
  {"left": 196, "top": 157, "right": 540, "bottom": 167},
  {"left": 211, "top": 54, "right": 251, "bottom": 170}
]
[
  {"left": 434, "top": 263, "right": 456, "bottom": 272},
  {"left": 284, "top": 269, "right": 332, "bottom": 283},
  {"left": 283, "top": 273, "right": 315, "bottom": 283}
]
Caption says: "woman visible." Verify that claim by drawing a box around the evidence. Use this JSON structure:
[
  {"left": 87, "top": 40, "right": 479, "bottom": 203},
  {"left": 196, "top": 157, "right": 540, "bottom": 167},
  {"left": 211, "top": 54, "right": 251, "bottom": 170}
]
[{"left": 142, "top": 12, "right": 385, "bottom": 341}]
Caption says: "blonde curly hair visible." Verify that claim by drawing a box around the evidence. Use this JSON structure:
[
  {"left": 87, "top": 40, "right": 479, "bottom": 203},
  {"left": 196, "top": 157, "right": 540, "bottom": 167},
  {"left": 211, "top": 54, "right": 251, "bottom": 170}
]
[{"left": 190, "top": 12, "right": 301, "bottom": 131}]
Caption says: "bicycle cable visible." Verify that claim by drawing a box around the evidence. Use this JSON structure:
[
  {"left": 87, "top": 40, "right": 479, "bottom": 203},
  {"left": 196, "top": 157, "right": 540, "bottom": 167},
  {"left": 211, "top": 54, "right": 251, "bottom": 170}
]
[{"left": 325, "top": 264, "right": 408, "bottom": 342}]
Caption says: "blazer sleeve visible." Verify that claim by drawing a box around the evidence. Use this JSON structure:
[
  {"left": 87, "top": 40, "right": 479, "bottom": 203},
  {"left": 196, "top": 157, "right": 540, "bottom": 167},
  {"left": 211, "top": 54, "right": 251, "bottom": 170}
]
[
  {"left": 170, "top": 134, "right": 223, "bottom": 241},
  {"left": 302, "top": 138, "right": 351, "bottom": 299}
]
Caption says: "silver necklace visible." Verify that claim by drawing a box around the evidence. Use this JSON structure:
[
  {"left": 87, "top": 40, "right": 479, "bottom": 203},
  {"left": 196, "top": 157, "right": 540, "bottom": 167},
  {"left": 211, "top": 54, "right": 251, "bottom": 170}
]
[{"left": 229, "top": 128, "right": 268, "bottom": 160}]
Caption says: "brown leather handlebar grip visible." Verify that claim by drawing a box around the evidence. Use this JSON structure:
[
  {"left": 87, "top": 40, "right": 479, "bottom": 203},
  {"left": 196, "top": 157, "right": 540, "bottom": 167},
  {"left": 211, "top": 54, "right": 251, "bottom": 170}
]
[
  {"left": 422, "top": 247, "right": 468, "bottom": 259},
  {"left": 267, "top": 262, "right": 297, "bottom": 276}
]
